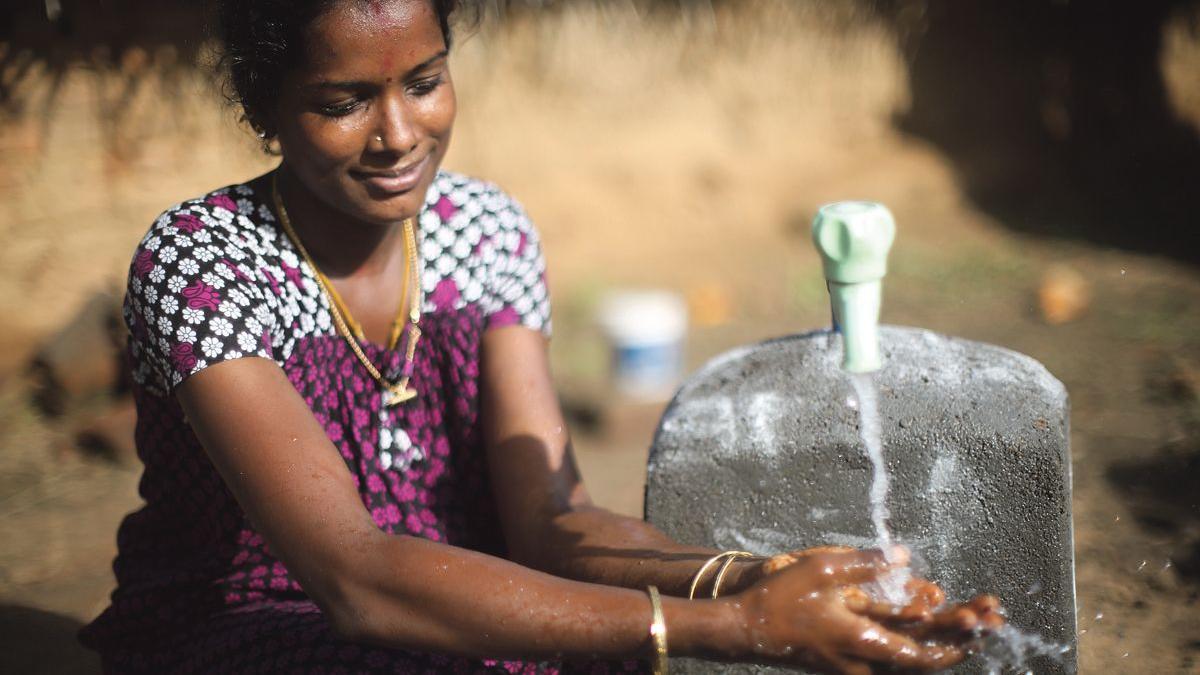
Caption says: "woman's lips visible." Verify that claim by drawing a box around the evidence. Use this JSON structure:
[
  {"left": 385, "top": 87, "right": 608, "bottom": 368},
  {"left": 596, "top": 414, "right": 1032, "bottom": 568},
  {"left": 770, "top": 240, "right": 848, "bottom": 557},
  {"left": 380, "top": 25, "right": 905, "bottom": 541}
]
[{"left": 352, "top": 155, "right": 429, "bottom": 195}]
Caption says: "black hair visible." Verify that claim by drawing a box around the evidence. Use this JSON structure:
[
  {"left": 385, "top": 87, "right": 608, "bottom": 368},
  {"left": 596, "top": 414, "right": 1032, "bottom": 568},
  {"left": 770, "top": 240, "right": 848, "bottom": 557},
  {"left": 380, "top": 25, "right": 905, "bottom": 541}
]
[{"left": 215, "top": 0, "right": 464, "bottom": 141}]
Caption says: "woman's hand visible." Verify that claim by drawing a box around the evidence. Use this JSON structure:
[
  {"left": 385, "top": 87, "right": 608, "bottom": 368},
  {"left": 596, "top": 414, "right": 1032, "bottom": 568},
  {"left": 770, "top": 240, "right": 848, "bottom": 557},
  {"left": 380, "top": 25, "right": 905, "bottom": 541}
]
[
  {"left": 759, "top": 546, "right": 1005, "bottom": 638},
  {"left": 727, "top": 548, "right": 1000, "bottom": 674}
]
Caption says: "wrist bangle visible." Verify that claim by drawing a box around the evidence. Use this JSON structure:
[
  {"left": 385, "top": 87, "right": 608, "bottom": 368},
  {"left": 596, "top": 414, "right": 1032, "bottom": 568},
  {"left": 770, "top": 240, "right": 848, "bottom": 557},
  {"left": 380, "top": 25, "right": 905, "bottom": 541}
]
[
  {"left": 711, "top": 551, "right": 756, "bottom": 598},
  {"left": 687, "top": 550, "right": 756, "bottom": 600},
  {"left": 647, "top": 585, "right": 668, "bottom": 675}
]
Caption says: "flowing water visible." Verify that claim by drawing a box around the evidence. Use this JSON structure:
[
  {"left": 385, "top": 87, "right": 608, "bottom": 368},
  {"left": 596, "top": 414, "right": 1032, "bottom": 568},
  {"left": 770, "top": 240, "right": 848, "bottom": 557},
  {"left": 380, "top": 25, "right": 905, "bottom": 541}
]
[
  {"left": 847, "top": 371, "right": 911, "bottom": 604},
  {"left": 845, "top": 364, "right": 1069, "bottom": 672}
]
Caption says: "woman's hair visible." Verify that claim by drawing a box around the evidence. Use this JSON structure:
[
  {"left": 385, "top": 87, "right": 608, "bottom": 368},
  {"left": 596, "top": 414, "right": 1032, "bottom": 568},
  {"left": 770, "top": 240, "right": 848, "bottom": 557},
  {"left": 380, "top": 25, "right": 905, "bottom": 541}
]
[{"left": 215, "top": 0, "right": 466, "bottom": 140}]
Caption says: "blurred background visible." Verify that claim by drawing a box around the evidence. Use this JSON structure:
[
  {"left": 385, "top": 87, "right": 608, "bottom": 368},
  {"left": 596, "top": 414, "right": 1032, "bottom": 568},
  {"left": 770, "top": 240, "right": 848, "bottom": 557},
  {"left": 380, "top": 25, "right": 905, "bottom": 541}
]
[{"left": 1, "top": 0, "right": 1199, "bottom": 672}]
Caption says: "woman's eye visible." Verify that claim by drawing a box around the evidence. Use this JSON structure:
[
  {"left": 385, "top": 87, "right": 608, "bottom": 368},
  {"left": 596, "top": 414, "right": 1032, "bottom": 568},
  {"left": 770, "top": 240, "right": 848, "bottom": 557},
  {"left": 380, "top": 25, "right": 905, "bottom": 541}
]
[
  {"left": 409, "top": 76, "right": 443, "bottom": 97},
  {"left": 318, "top": 99, "right": 361, "bottom": 117}
]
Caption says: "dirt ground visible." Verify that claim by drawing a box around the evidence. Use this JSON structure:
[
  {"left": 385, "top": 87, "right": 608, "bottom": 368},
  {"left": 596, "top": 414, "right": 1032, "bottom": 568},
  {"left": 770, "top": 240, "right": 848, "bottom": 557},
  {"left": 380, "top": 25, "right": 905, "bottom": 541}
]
[{"left": 2, "top": 3, "right": 1199, "bottom": 673}]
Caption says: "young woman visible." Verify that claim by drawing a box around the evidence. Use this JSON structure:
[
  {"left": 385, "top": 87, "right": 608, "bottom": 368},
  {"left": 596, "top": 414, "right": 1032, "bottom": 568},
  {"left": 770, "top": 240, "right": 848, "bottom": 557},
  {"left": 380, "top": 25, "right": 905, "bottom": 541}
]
[{"left": 80, "top": 1, "right": 1001, "bottom": 672}]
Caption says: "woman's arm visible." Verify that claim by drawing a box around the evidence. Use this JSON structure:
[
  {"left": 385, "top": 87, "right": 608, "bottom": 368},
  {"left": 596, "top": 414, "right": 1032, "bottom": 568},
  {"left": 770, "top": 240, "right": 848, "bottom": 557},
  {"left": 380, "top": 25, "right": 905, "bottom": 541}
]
[
  {"left": 177, "top": 356, "right": 738, "bottom": 660},
  {"left": 480, "top": 326, "right": 762, "bottom": 596}
]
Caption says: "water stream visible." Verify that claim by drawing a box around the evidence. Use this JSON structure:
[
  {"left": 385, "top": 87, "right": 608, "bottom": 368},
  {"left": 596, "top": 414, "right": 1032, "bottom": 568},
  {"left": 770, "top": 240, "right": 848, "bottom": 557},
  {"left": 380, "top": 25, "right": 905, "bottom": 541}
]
[{"left": 847, "top": 371, "right": 911, "bottom": 604}]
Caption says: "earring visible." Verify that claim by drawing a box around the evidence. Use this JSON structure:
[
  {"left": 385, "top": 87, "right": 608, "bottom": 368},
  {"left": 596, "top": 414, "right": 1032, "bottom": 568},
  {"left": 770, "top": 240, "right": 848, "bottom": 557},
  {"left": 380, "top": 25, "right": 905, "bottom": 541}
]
[{"left": 257, "top": 129, "right": 268, "bottom": 139}]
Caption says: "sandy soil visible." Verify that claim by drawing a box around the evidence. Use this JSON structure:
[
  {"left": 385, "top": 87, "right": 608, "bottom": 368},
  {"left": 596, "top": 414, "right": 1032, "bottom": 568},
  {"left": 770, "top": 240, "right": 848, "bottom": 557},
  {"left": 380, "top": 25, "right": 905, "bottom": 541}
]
[{"left": 1, "top": 3, "right": 1198, "bottom": 673}]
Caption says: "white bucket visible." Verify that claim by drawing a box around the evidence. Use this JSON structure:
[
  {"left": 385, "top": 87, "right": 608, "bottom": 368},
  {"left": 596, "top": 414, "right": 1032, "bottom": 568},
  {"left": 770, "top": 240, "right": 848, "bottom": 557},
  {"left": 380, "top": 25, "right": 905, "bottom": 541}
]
[{"left": 596, "top": 290, "right": 688, "bottom": 400}]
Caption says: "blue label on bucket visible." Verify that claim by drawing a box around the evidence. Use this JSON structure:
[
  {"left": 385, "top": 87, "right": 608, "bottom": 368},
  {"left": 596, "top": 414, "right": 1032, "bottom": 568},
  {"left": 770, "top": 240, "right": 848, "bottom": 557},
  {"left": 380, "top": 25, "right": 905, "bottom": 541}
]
[{"left": 614, "top": 342, "right": 682, "bottom": 387}]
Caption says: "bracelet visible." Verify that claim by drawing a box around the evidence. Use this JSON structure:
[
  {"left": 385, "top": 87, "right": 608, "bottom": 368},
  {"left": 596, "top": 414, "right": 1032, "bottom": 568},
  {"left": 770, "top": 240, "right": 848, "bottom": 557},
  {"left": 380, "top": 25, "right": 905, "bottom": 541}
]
[
  {"left": 687, "top": 550, "right": 757, "bottom": 600},
  {"left": 647, "top": 585, "right": 668, "bottom": 675},
  {"left": 711, "top": 551, "right": 756, "bottom": 598}
]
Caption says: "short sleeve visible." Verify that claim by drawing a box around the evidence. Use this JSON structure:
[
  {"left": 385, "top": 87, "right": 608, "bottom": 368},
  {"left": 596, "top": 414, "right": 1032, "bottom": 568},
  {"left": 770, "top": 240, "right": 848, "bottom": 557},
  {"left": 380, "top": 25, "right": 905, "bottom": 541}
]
[
  {"left": 124, "top": 195, "right": 280, "bottom": 395},
  {"left": 481, "top": 194, "right": 552, "bottom": 337}
]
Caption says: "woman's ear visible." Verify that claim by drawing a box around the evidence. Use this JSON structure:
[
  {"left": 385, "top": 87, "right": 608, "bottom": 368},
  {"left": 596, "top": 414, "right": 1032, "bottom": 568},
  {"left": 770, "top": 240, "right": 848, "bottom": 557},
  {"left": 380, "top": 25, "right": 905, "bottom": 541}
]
[{"left": 245, "top": 113, "right": 278, "bottom": 154}]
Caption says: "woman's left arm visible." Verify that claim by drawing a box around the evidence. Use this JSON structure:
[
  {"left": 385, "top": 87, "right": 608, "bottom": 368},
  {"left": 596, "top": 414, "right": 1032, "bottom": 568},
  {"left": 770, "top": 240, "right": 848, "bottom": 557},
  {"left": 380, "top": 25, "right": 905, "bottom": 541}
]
[{"left": 481, "top": 326, "right": 759, "bottom": 597}]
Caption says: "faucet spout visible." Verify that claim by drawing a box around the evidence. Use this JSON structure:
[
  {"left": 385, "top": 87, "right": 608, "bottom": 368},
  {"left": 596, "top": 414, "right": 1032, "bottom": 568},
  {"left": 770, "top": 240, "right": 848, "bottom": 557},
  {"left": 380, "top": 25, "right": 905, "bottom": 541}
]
[
  {"left": 828, "top": 279, "right": 883, "bottom": 373},
  {"left": 812, "top": 201, "right": 895, "bottom": 373}
]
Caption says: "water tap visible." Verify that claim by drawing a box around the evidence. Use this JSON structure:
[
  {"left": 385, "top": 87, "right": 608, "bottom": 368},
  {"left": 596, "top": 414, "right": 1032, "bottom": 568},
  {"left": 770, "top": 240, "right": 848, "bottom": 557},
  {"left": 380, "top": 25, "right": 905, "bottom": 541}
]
[{"left": 812, "top": 201, "right": 895, "bottom": 373}]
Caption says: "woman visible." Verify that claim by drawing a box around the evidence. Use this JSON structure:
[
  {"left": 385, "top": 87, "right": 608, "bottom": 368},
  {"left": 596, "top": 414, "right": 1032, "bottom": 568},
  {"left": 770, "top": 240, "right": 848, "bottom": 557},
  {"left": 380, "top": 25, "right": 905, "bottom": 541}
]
[{"left": 80, "top": 0, "right": 1001, "bottom": 672}]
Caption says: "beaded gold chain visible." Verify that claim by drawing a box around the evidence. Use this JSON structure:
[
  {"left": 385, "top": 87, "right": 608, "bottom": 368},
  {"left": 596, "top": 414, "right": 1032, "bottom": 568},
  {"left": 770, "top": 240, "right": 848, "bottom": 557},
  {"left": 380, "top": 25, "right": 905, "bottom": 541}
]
[{"left": 271, "top": 174, "right": 422, "bottom": 407}]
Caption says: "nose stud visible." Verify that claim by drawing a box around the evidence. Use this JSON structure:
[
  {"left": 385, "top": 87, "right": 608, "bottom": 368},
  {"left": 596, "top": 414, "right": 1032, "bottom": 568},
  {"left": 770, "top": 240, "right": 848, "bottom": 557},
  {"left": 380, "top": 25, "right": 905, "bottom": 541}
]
[{"left": 374, "top": 135, "right": 384, "bottom": 144}]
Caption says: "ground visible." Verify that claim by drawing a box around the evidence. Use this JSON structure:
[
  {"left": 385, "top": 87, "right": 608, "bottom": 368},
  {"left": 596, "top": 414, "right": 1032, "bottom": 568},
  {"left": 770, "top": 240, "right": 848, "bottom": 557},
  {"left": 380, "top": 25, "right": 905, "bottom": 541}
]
[{"left": 1, "top": 3, "right": 1198, "bottom": 673}]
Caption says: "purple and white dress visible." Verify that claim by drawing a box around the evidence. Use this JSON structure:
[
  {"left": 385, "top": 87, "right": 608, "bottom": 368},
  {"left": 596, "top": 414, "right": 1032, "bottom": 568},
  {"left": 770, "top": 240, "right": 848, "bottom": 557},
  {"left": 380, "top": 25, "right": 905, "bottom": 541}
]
[{"left": 79, "top": 170, "right": 644, "bottom": 674}]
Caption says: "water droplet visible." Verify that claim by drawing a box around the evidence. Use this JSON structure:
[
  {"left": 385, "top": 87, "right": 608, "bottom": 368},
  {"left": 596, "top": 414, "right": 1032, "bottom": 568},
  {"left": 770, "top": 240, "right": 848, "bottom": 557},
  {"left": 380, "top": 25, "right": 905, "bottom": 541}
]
[
  {"left": 1163, "top": 560, "right": 1173, "bottom": 570},
  {"left": 1122, "top": 652, "right": 1129, "bottom": 658},
  {"left": 1136, "top": 560, "right": 1147, "bottom": 572},
  {"left": 1120, "top": 269, "right": 1126, "bottom": 276},
  {"left": 1113, "top": 516, "right": 1120, "bottom": 522},
  {"left": 1094, "top": 612, "right": 1103, "bottom": 621}
]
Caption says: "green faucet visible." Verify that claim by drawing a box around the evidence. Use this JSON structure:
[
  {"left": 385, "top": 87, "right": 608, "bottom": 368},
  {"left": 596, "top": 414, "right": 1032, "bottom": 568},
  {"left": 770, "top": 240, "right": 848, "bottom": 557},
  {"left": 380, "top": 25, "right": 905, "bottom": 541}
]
[{"left": 811, "top": 201, "right": 895, "bottom": 373}]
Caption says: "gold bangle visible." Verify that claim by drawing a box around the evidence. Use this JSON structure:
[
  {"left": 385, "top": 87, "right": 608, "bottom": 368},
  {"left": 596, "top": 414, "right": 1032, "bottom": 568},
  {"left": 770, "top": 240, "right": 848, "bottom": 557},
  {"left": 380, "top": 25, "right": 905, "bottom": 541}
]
[
  {"left": 711, "top": 551, "right": 756, "bottom": 598},
  {"left": 687, "top": 550, "right": 756, "bottom": 600},
  {"left": 647, "top": 585, "right": 668, "bottom": 675}
]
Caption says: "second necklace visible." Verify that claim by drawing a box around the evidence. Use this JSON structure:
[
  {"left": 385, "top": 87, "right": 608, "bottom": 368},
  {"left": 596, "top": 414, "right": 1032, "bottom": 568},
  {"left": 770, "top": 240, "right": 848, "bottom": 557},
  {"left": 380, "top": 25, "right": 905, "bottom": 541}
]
[{"left": 271, "top": 174, "right": 423, "bottom": 407}]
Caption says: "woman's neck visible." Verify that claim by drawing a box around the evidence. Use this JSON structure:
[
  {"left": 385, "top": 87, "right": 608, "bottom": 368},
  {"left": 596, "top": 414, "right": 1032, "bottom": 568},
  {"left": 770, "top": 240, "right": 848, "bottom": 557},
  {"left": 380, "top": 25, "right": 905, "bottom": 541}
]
[{"left": 273, "top": 163, "right": 406, "bottom": 280}]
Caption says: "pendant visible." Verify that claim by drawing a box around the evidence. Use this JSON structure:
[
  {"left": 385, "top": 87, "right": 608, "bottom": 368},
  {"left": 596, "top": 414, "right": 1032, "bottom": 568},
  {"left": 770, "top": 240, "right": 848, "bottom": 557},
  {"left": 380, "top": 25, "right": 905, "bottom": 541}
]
[{"left": 383, "top": 384, "right": 418, "bottom": 407}]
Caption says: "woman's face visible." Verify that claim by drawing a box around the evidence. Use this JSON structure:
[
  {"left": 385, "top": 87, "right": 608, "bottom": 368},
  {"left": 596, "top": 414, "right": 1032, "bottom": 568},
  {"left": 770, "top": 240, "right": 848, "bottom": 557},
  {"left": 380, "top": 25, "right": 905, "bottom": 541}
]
[{"left": 273, "top": 0, "right": 455, "bottom": 226}]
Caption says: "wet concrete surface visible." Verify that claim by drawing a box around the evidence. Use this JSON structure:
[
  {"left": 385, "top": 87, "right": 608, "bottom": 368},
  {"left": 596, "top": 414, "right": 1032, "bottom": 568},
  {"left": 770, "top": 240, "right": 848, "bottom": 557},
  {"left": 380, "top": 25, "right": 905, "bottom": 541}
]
[{"left": 646, "top": 326, "right": 1075, "bottom": 673}]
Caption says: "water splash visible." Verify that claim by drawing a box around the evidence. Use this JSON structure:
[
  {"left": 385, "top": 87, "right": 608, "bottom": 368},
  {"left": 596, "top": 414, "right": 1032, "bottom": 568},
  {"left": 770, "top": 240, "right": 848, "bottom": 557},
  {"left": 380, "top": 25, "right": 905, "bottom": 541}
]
[
  {"left": 847, "top": 371, "right": 911, "bottom": 604},
  {"left": 979, "top": 624, "right": 1071, "bottom": 674}
]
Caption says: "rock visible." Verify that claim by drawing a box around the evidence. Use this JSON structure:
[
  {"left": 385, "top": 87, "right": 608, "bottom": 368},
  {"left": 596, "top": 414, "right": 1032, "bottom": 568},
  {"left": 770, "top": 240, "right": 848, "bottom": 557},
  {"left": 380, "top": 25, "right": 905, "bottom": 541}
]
[
  {"left": 75, "top": 397, "right": 138, "bottom": 465},
  {"left": 1038, "top": 264, "right": 1090, "bottom": 324},
  {"left": 28, "top": 288, "right": 124, "bottom": 416},
  {"left": 645, "top": 326, "right": 1076, "bottom": 674}
]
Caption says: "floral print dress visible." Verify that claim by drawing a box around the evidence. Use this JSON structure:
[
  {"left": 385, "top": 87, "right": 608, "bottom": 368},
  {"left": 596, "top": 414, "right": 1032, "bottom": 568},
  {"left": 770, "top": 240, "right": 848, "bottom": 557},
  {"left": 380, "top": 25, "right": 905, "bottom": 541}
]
[{"left": 78, "top": 170, "right": 643, "bottom": 674}]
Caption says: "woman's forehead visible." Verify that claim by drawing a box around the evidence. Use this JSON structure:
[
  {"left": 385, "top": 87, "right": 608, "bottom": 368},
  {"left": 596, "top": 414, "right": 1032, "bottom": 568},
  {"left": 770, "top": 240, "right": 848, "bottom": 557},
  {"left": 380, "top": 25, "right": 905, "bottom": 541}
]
[{"left": 299, "top": 0, "right": 443, "bottom": 77}]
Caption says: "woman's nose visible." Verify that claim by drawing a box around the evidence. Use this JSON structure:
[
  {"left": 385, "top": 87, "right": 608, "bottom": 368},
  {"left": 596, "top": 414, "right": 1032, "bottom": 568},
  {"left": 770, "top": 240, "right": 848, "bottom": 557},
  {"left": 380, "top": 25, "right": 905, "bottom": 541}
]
[{"left": 373, "top": 94, "right": 418, "bottom": 155}]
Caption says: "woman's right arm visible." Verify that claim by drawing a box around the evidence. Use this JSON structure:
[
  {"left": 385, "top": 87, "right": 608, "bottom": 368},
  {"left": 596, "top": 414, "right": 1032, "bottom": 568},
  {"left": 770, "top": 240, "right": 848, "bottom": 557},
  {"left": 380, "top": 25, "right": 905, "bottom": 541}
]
[
  {"left": 178, "top": 356, "right": 743, "bottom": 661},
  {"left": 177, "top": 356, "right": 963, "bottom": 671}
]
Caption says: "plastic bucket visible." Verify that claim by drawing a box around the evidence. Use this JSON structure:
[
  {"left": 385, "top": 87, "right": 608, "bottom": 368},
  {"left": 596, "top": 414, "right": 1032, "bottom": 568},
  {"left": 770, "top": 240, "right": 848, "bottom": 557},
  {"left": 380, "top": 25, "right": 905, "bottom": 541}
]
[{"left": 596, "top": 291, "right": 688, "bottom": 400}]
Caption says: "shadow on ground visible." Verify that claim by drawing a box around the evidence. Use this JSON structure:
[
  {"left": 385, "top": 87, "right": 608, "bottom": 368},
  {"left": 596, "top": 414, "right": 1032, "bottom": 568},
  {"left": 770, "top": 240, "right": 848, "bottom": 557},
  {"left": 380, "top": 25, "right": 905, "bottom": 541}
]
[
  {"left": 886, "top": 0, "right": 1200, "bottom": 266},
  {"left": 0, "top": 605, "right": 99, "bottom": 675},
  {"left": 1106, "top": 447, "right": 1200, "bottom": 584}
]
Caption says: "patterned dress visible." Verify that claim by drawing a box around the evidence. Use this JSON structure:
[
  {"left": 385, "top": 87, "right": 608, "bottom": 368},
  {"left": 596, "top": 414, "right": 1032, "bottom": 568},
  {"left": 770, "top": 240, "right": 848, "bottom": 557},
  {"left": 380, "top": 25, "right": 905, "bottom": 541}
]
[{"left": 79, "top": 170, "right": 643, "bottom": 674}]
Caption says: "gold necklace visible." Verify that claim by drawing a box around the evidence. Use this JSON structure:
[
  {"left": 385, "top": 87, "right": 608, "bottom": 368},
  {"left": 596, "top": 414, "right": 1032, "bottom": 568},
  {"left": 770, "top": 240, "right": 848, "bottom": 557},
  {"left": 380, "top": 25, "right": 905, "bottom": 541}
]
[{"left": 271, "top": 174, "right": 422, "bottom": 407}]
